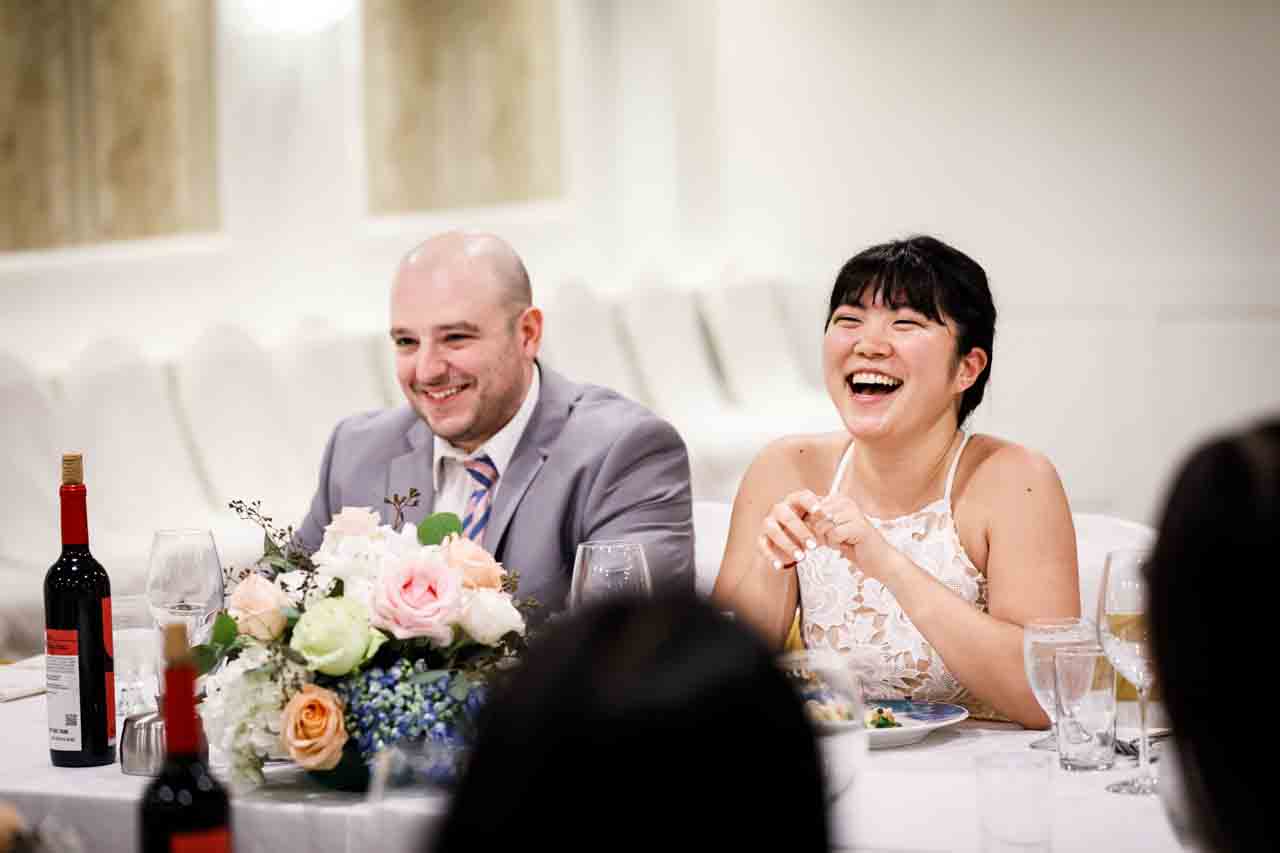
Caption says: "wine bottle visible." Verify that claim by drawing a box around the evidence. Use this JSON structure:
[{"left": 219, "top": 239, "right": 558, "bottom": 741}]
[
  {"left": 140, "top": 623, "right": 232, "bottom": 853},
  {"left": 44, "top": 452, "right": 115, "bottom": 767}
]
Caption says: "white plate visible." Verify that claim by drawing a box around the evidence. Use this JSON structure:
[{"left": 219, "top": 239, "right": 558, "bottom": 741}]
[{"left": 860, "top": 700, "right": 970, "bottom": 749}]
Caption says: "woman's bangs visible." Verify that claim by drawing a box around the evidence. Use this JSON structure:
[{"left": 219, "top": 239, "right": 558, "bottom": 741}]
[{"left": 833, "top": 260, "right": 945, "bottom": 323}]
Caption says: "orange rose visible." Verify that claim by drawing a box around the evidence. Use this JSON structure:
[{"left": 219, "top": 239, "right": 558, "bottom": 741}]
[
  {"left": 443, "top": 534, "right": 506, "bottom": 590},
  {"left": 281, "top": 685, "right": 348, "bottom": 770}
]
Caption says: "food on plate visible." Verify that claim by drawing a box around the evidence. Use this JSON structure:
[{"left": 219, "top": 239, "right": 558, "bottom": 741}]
[{"left": 864, "top": 706, "right": 902, "bottom": 728}]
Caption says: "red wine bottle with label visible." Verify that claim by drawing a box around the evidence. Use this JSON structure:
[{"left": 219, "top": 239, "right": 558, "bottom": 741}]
[
  {"left": 140, "top": 624, "right": 232, "bottom": 853},
  {"left": 43, "top": 452, "right": 115, "bottom": 767}
]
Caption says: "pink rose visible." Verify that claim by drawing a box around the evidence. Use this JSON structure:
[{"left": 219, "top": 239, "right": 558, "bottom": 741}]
[
  {"left": 443, "top": 534, "right": 506, "bottom": 590},
  {"left": 370, "top": 554, "right": 462, "bottom": 644},
  {"left": 228, "top": 573, "right": 291, "bottom": 641}
]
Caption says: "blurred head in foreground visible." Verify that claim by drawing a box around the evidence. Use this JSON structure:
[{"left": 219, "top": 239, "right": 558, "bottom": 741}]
[
  {"left": 433, "top": 596, "right": 830, "bottom": 851},
  {"left": 1147, "top": 416, "right": 1278, "bottom": 851}
]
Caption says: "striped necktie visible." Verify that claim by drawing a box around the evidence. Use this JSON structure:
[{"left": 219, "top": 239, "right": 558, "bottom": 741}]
[{"left": 461, "top": 454, "right": 499, "bottom": 542}]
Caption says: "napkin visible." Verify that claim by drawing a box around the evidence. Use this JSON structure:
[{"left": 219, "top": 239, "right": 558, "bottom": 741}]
[{"left": 0, "top": 655, "right": 46, "bottom": 702}]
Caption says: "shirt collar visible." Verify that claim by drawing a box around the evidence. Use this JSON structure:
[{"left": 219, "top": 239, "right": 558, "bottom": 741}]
[{"left": 431, "top": 364, "right": 541, "bottom": 491}]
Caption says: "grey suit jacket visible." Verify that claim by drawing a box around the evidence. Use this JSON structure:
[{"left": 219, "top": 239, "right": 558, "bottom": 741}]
[{"left": 296, "top": 366, "right": 694, "bottom": 616}]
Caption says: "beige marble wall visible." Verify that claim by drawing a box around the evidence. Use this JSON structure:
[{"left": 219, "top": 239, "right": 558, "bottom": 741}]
[
  {"left": 0, "top": 0, "right": 77, "bottom": 251},
  {"left": 0, "top": 0, "right": 217, "bottom": 251},
  {"left": 364, "top": 0, "right": 562, "bottom": 214},
  {"left": 85, "top": 0, "right": 218, "bottom": 241}
]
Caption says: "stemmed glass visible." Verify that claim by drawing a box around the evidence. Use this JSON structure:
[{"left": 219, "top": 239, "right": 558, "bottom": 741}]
[
  {"left": 145, "top": 529, "right": 225, "bottom": 647},
  {"left": 1022, "top": 617, "right": 1097, "bottom": 750},
  {"left": 569, "top": 541, "right": 652, "bottom": 609},
  {"left": 1098, "top": 548, "right": 1158, "bottom": 795}
]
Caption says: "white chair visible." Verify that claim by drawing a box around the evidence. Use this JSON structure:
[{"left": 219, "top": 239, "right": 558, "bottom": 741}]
[
  {"left": 692, "top": 499, "right": 732, "bottom": 597},
  {"left": 0, "top": 351, "right": 63, "bottom": 658},
  {"left": 1073, "top": 512, "right": 1156, "bottom": 620},
  {"left": 173, "top": 325, "right": 311, "bottom": 524},
  {"left": 277, "top": 320, "right": 389, "bottom": 477},
  {"left": 540, "top": 280, "right": 649, "bottom": 405},
  {"left": 616, "top": 283, "right": 791, "bottom": 501}
]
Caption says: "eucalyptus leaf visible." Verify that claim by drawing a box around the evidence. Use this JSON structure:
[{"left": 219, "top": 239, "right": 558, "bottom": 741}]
[
  {"left": 212, "top": 612, "right": 239, "bottom": 647},
  {"left": 417, "top": 512, "right": 463, "bottom": 546},
  {"left": 412, "top": 669, "right": 451, "bottom": 686},
  {"left": 448, "top": 677, "right": 473, "bottom": 702}
]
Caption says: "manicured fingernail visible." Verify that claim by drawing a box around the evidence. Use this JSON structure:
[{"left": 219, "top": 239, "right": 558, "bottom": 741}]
[
  {"left": 773, "top": 560, "right": 783, "bottom": 570},
  {"left": 793, "top": 549, "right": 804, "bottom": 561},
  {"left": 806, "top": 539, "right": 817, "bottom": 550}
]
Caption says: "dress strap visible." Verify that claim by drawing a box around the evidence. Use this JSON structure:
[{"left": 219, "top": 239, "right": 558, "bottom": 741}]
[
  {"left": 828, "top": 440, "right": 856, "bottom": 495},
  {"left": 942, "top": 430, "right": 972, "bottom": 505}
]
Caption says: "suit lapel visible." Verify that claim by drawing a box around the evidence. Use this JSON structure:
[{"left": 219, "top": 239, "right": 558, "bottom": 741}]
[
  {"left": 386, "top": 418, "right": 435, "bottom": 529},
  {"left": 484, "top": 365, "right": 577, "bottom": 553}
]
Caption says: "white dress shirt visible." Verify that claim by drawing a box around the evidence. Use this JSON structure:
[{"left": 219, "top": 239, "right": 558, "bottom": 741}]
[{"left": 431, "top": 366, "right": 541, "bottom": 519}]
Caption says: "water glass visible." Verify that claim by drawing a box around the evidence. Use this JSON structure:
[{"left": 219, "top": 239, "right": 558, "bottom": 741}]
[
  {"left": 569, "top": 541, "right": 652, "bottom": 609},
  {"left": 975, "top": 752, "right": 1053, "bottom": 852},
  {"left": 113, "top": 594, "right": 158, "bottom": 717},
  {"left": 1053, "top": 645, "right": 1116, "bottom": 771},
  {"left": 1022, "top": 616, "right": 1097, "bottom": 750},
  {"left": 145, "top": 529, "right": 224, "bottom": 646}
]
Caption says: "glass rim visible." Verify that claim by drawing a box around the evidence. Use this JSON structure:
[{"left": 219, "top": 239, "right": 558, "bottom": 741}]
[
  {"left": 1053, "top": 643, "right": 1107, "bottom": 658},
  {"left": 1025, "top": 616, "right": 1095, "bottom": 629},
  {"left": 576, "top": 540, "right": 645, "bottom": 550}
]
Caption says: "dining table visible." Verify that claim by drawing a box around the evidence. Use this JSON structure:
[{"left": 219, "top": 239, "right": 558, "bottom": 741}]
[{"left": 0, "top": 685, "right": 1187, "bottom": 852}]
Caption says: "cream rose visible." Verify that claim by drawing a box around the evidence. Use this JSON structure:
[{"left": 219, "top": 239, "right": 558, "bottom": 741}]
[
  {"left": 290, "top": 597, "right": 382, "bottom": 676},
  {"left": 443, "top": 534, "right": 506, "bottom": 590},
  {"left": 227, "top": 573, "right": 291, "bottom": 641},
  {"left": 281, "top": 685, "right": 347, "bottom": 771},
  {"left": 324, "top": 506, "right": 382, "bottom": 539},
  {"left": 370, "top": 553, "right": 462, "bottom": 644},
  {"left": 459, "top": 587, "right": 525, "bottom": 646}
]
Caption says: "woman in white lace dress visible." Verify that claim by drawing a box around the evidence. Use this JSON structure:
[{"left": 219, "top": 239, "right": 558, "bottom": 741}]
[{"left": 711, "top": 236, "right": 1079, "bottom": 726}]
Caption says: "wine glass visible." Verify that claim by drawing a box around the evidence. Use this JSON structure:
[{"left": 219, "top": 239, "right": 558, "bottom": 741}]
[
  {"left": 1022, "top": 616, "right": 1097, "bottom": 750},
  {"left": 145, "top": 529, "right": 224, "bottom": 647},
  {"left": 569, "top": 541, "right": 652, "bottom": 609},
  {"left": 1098, "top": 548, "right": 1158, "bottom": 795}
]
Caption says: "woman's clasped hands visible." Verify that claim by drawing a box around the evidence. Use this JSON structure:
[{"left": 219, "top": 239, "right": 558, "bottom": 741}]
[{"left": 757, "top": 490, "right": 884, "bottom": 573}]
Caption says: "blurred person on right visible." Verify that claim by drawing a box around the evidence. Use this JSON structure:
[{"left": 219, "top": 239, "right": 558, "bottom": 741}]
[
  {"left": 1146, "top": 417, "right": 1277, "bottom": 851},
  {"left": 432, "top": 596, "right": 829, "bottom": 851}
]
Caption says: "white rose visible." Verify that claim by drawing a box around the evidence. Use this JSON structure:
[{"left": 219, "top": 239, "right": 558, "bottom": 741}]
[{"left": 458, "top": 588, "right": 525, "bottom": 646}]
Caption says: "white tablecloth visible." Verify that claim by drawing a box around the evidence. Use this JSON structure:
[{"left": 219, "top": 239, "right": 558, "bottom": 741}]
[{"left": 0, "top": 693, "right": 1186, "bottom": 852}]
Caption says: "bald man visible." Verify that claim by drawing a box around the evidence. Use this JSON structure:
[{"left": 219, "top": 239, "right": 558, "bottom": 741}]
[{"left": 296, "top": 232, "right": 695, "bottom": 613}]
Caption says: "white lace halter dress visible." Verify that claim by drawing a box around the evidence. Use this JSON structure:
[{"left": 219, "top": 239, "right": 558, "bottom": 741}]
[{"left": 796, "top": 431, "right": 1001, "bottom": 718}]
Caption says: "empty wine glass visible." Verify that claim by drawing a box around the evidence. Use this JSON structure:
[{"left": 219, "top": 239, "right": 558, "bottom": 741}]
[
  {"left": 569, "top": 541, "right": 652, "bottom": 609},
  {"left": 1098, "top": 548, "right": 1158, "bottom": 795},
  {"left": 1022, "top": 617, "right": 1097, "bottom": 750},
  {"left": 145, "top": 529, "right": 224, "bottom": 647}
]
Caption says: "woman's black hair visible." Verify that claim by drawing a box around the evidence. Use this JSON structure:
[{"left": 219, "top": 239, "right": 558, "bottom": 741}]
[
  {"left": 828, "top": 235, "right": 996, "bottom": 426},
  {"left": 433, "top": 596, "right": 830, "bottom": 851},
  {"left": 1146, "top": 417, "right": 1279, "bottom": 851}
]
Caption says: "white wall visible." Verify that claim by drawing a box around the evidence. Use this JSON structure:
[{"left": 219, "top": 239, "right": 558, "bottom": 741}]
[{"left": 2, "top": 0, "right": 1278, "bottom": 524}]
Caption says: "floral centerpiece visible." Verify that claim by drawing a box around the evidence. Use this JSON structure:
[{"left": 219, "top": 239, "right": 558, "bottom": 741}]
[{"left": 196, "top": 495, "right": 533, "bottom": 790}]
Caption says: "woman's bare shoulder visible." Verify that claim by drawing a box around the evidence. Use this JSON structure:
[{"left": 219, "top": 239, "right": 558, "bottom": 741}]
[
  {"left": 742, "top": 432, "right": 849, "bottom": 498},
  {"left": 957, "top": 434, "right": 1066, "bottom": 505}
]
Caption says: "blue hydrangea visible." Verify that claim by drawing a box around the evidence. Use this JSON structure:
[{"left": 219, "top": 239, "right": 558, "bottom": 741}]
[{"left": 330, "top": 659, "right": 487, "bottom": 764}]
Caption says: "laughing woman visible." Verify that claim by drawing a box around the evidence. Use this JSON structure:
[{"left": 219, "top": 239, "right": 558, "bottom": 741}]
[{"left": 711, "top": 236, "right": 1079, "bottom": 726}]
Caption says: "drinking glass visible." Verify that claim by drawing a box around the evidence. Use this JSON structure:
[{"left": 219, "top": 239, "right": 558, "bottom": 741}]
[
  {"left": 145, "top": 529, "right": 224, "bottom": 647},
  {"left": 113, "top": 594, "right": 159, "bottom": 718},
  {"left": 1053, "top": 644, "right": 1116, "bottom": 771},
  {"left": 569, "top": 541, "right": 652, "bottom": 609},
  {"left": 975, "top": 752, "right": 1053, "bottom": 852},
  {"left": 1098, "top": 548, "right": 1157, "bottom": 795},
  {"left": 1022, "top": 616, "right": 1097, "bottom": 750}
]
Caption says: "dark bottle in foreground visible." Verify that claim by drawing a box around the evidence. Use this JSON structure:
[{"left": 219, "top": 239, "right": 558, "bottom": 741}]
[
  {"left": 140, "top": 623, "right": 232, "bottom": 853},
  {"left": 44, "top": 452, "right": 115, "bottom": 767}
]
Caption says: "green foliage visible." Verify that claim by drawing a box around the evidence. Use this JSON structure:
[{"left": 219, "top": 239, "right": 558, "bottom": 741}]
[
  {"left": 211, "top": 612, "right": 238, "bottom": 647},
  {"left": 417, "top": 512, "right": 463, "bottom": 546}
]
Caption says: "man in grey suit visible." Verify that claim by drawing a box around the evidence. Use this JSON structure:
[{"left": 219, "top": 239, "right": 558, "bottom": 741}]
[{"left": 296, "top": 232, "right": 694, "bottom": 615}]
